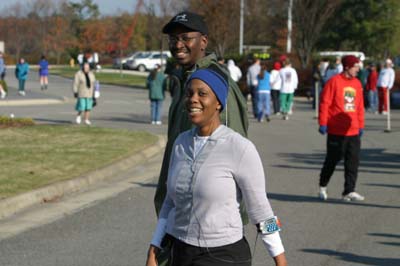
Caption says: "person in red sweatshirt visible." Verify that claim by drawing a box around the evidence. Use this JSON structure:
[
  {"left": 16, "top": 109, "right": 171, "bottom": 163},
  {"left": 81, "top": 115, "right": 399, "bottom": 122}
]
[
  {"left": 318, "top": 55, "right": 365, "bottom": 202},
  {"left": 366, "top": 63, "right": 378, "bottom": 113}
]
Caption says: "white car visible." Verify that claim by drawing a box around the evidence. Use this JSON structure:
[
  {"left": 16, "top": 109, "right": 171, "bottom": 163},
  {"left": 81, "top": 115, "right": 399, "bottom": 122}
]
[{"left": 126, "top": 51, "right": 171, "bottom": 72}]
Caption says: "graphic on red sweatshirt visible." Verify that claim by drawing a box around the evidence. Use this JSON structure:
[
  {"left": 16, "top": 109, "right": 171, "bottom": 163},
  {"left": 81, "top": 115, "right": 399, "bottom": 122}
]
[{"left": 344, "top": 87, "right": 356, "bottom": 112}]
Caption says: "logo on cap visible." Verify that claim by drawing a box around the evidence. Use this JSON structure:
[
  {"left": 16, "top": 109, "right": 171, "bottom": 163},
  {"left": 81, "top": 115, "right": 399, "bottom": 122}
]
[{"left": 174, "top": 14, "right": 188, "bottom": 22}]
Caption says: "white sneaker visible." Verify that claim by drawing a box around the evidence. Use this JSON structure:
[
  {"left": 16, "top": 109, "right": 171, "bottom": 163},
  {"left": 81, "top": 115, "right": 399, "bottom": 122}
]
[
  {"left": 75, "top": 116, "right": 81, "bottom": 124},
  {"left": 319, "top": 186, "right": 328, "bottom": 201},
  {"left": 343, "top": 192, "right": 365, "bottom": 202},
  {"left": 156, "top": 121, "right": 162, "bottom": 125},
  {"left": 0, "top": 92, "right": 5, "bottom": 99},
  {"left": 18, "top": 91, "right": 25, "bottom": 96},
  {"left": 382, "top": 111, "right": 388, "bottom": 115},
  {"left": 151, "top": 121, "right": 156, "bottom": 125},
  {"left": 84, "top": 120, "right": 91, "bottom": 125}
]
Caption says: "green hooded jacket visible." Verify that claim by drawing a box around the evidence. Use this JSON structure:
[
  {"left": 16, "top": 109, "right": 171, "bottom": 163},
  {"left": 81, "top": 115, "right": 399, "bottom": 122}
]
[{"left": 154, "top": 53, "right": 249, "bottom": 221}]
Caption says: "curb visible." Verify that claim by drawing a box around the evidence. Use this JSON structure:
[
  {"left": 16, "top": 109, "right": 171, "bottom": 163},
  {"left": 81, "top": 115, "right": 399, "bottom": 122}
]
[
  {"left": 0, "top": 96, "right": 68, "bottom": 106},
  {"left": 0, "top": 135, "right": 166, "bottom": 220}
]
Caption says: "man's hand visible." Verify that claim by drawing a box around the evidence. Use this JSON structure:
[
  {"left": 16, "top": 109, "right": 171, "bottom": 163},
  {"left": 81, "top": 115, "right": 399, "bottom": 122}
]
[
  {"left": 318, "top": 125, "right": 327, "bottom": 135},
  {"left": 359, "top": 128, "right": 364, "bottom": 137}
]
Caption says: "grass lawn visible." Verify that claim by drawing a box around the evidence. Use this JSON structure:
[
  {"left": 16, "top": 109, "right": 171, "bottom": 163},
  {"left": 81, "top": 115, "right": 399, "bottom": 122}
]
[
  {"left": 0, "top": 125, "right": 157, "bottom": 199},
  {"left": 50, "top": 67, "right": 147, "bottom": 88}
]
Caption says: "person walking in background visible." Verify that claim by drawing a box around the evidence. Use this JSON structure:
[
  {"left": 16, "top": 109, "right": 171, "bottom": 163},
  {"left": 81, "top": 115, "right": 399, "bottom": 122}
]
[
  {"left": 0, "top": 52, "right": 6, "bottom": 99},
  {"left": 147, "top": 64, "right": 166, "bottom": 125},
  {"left": 270, "top": 61, "right": 282, "bottom": 114},
  {"left": 38, "top": 55, "right": 49, "bottom": 90},
  {"left": 357, "top": 61, "right": 369, "bottom": 109},
  {"left": 377, "top": 58, "right": 395, "bottom": 115},
  {"left": 256, "top": 62, "right": 271, "bottom": 122},
  {"left": 227, "top": 59, "right": 242, "bottom": 83},
  {"left": 318, "top": 55, "right": 365, "bottom": 202},
  {"left": 146, "top": 68, "right": 287, "bottom": 266},
  {"left": 247, "top": 58, "right": 261, "bottom": 118},
  {"left": 72, "top": 62, "right": 96, "bottom": 125},
  {"left": 279, "top": 58, "right": 298, "bottom": 120},
  {"left": 0, "top": 52, "right": 6, "bottom": 81},
  {"left": 15, "top": 58, "right": 29, "bottom": 96},
  {"left": 366, "top": 63, "right": 378, "bottom": 114}
]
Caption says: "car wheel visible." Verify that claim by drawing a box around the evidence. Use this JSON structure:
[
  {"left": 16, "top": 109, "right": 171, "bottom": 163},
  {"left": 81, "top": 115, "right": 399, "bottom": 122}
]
[{"left": 138, "top": 64, "right": 146, "bottom": 72}]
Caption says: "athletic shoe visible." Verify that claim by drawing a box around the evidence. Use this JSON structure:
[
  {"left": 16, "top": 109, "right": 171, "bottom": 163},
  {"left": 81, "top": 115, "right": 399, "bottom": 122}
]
[
  {"left": 151, "top": 121, "right": 156, "bottom": 125},
  {"left": 18, "top": 91, "right": 25, "bottom": 96},
  {"left": 156, "top": 121, "right": 162, "bottom": 125},
  {"left": 382, "top": 111, "right": 388, "bottom": 115},
  {"left": 319, "top": 186, "right": 328, "bottom": 201},
  {"left": 266, "top": 116, "right": 271, "bottom": 122},
  {"left": 84, "top": 119, "right": 91, "bottom": 125},
  {"left": 275, "top": 112, "right": 281, "bottom": 116},
  {"left": 343, "top": 192, "right": 365, "bottom": 202},
  {"left": 76, "top": 116, "right": 81, "bottom": 124},
  {"left": 0, "top": 91, "right": 5, "bottom": 99}
]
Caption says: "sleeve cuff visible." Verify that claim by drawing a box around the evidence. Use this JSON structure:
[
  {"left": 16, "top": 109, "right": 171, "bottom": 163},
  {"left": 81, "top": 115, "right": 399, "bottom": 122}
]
[
  {"left": 261, "top": 232, "right": 285, "bottom": 257},
  {"left": 150, "top": 217, "right": 168, "bottom": 249}
]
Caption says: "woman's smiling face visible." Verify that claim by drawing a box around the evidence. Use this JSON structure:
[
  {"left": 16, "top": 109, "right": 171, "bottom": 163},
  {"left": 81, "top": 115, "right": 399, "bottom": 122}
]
[{"left": 185, "top": 79, "right": 221, "bottom": 128}]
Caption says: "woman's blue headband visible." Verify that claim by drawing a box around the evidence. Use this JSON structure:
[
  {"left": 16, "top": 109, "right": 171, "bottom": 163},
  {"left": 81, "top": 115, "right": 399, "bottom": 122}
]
[{"left": 187, "top": 69, "right": 228, "bottom": 111}]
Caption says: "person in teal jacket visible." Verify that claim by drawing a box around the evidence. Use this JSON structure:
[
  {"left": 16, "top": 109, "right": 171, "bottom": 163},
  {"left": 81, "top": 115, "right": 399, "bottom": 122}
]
[
  {"left": 15, "top": 58, "right": 29, "bottom": 96},
  {"left": 147, "top": 64, "right": 166, "bottom": 125}
]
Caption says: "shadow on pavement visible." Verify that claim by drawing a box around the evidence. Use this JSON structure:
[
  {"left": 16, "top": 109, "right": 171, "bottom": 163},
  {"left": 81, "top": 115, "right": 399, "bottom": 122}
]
[
  {"left": 97, "top": 115, "right": 152, "bottom": 125},
  {"left": 274, "top": 148, "right": 400, "bottom": 175},
  {"left": 365, "top": 183, "right": 400, "bottom": 189},
  {"left": 130, "top": 181, "right": 157, "bottom": 188},
  {"left": 268, "top": 193, "right": 400, "bottom": 209},
  {"left": 35, "top": 118, "right": 72, "bottom": 124},
  {"left": 301, "top": 248, "right": 400, "bottom": 266}
]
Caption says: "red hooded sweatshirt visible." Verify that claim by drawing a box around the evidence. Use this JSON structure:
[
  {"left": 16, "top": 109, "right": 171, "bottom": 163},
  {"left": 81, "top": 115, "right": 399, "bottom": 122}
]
[{"left": 319, "top": 73, "right": 364, "bottom": 136}]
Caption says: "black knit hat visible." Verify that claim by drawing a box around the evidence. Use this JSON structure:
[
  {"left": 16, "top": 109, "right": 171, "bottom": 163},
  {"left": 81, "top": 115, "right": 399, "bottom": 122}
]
[{"left": 162, "top": 11, "right": 208, "bottom": 35}]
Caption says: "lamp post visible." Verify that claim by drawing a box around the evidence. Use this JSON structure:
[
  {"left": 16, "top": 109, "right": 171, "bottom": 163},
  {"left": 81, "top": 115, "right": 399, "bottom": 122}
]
[
  {"left": 239, "top": 0, "right": 244, "bottom": 55},
  {"left": 287, "top": 0, "right": 293, "bottom": 54}
]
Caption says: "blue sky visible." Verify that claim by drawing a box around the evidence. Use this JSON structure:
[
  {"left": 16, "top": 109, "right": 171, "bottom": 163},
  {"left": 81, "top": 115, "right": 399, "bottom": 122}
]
[{"left": 0, "top": 0, "right": 139, "bottom": 15}]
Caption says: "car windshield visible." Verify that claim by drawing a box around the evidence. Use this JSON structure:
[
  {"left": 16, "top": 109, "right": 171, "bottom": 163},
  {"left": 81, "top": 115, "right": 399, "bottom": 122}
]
[{"left": 136, "top": 53, "right": 151, "bottom": 59}]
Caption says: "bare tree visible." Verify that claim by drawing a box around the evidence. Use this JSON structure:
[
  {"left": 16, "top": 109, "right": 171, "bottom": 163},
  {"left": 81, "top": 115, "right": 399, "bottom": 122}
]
[{"left": 293, "top": 0, "right": 342, "bottom": 68}]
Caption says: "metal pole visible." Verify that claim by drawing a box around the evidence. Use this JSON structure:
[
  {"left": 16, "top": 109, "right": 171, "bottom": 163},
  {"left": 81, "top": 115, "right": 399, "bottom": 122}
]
[
  {"left": 239, "top": 0, "right": 244, "bottom": 55},
  {"left": 385, "top": 89, "right": 391, "bottom": 132},
  {"left": 315, "top": 81, "right": 319, "bottom": 119},
  {"left": 287, "top": 0, "right": 293, "bottom": 54}
]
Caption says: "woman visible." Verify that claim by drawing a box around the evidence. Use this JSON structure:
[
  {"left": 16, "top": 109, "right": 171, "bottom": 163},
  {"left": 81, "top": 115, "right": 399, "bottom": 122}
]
[
  {"left": 256, "top": 62, "right": 272, "bottom": 122},
  {"left": 270, "top": 61, "right": 282, "bottom": 114},
  {"left": 39, "top": 55, "right": 49, "bottom": 90},
  {"left": 146, "top": 68, "right": 287, "bottom": 266},
  {"left": 15, "top": 58, "right": 29, "bottom": 96},
  {"left": 72, "top": 62, "right": 96, "bottom": 125},
  {"left": 147, "top": 64, "right": 166, "bottom": 125}
]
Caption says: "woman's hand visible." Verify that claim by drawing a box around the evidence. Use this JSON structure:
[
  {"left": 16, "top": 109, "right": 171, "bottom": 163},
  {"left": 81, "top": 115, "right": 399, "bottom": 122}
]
[
  {"left": 145, "top": 245, "right": 159, "bottom": 266},
  {"left": 274, "top": 252, "right": 287, "bottom": 266}
]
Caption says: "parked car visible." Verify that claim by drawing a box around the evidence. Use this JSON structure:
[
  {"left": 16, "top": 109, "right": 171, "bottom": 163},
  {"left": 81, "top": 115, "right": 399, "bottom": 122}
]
[
  {"left": 113, "top": 51, "right": 146, "bottom": 69},
  {"left": 126, "top": 51, "right": 171, "bottom": 72}
]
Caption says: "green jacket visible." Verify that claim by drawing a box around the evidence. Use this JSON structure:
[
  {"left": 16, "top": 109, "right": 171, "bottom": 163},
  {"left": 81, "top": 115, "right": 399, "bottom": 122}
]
[
  {"left": 154, "top": 53, "right": 249, "bottom": 220},
  {"left": 147, "top": 71, "right": 166, "bottom": 100}
]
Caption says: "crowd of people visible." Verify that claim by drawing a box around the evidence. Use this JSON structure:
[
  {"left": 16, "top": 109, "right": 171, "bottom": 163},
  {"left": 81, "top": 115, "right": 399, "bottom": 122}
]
[{"left": 313, "top": 56, "right": 395, "bottom": 115}]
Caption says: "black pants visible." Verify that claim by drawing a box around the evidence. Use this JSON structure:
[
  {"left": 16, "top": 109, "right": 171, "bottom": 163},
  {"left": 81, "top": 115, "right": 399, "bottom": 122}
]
[
  {"left": 271, "top": 90, "right": 280, "bottom": 113},
  {"left": 250, "top": 85, "right": 258, "bottom": 118},
  {"left": 169, "top": 237, "right": 252, "bottom": 266},
  {"left": 319, "top": 134, "right": 361, "bottom": 195}
]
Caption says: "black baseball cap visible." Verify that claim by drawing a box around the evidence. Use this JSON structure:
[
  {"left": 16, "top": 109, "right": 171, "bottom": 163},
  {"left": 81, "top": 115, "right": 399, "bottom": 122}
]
[{"left": 162, "top": 11, "right": 208, "bottom": 35}]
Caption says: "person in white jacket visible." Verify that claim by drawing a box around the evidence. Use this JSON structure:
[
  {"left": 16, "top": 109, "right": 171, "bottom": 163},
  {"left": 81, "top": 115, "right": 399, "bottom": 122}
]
[
  {"left": 279, "top": 58, "right": 298, "bottom": 120},
  {"left": 270, "top": 61, "right": 282, "bottom": 114},
  {"left": 377, "top": 58, "right": 395, "bottom": 114},
  {"left": 227, "top": 59, "right": 242, "bottom": 83}
]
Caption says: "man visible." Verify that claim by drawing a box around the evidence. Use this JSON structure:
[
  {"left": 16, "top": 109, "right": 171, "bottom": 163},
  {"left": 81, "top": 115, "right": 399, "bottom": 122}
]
[
  {"left": 279, "top": 58, "right": 298, "bottom": 120},
  {"left": 154, "top": 11, "right": 249, "bottom": 215},
  {"left": 246, "top": 58, "right": 261, "bottom": 118},
  {"left": 377, "top": 58, "right": 395, "bottom": 115},
  {"left": 318, "top": 55, "right": 365, "bottom": 202}
]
